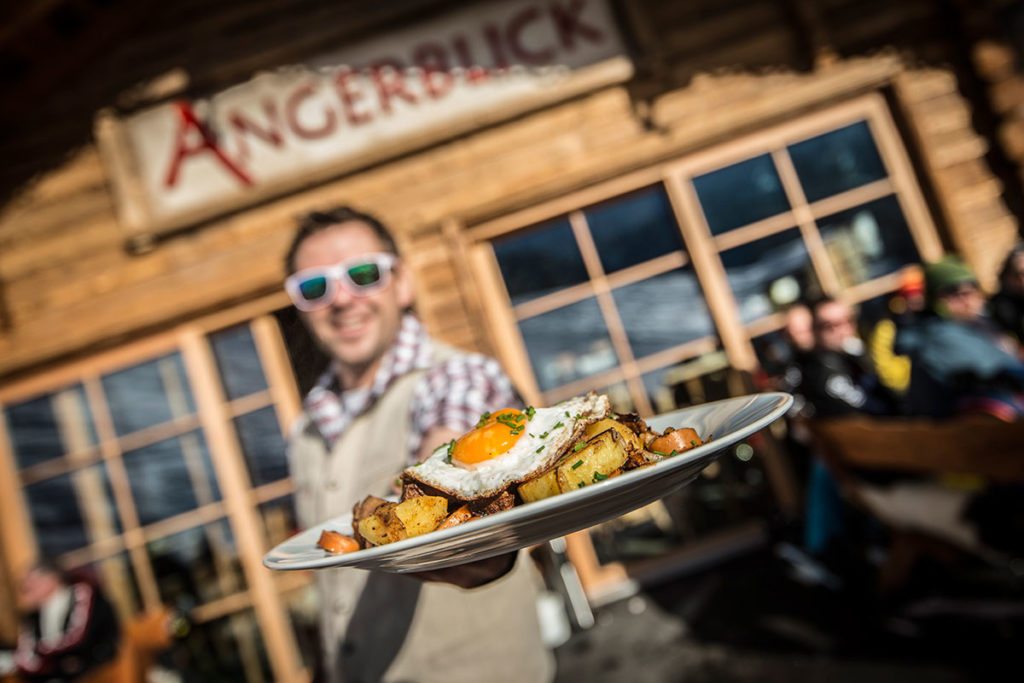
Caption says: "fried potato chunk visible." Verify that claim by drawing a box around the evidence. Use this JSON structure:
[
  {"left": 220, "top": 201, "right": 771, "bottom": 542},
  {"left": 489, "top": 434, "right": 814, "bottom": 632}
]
[
  {"left": 557, "top": 429, "right": 629, "bottom": 492},
  {"left": 356, "top": 502, "right": 407, "bottom": 546},
  {"left": 518, "top": 467, "right": 561, "bottom": 503},
  {"left": 394, "top": 495, "right": 450, "bottom": 537},
  {"left": 583, "top": 418, "right": 643, "bottom": 451}
]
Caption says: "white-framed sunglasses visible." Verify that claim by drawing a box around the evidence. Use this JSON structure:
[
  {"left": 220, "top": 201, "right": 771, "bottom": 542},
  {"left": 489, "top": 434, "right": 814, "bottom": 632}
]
[{"left": 285, "top": 253, "right": 397, "bottom": 311}]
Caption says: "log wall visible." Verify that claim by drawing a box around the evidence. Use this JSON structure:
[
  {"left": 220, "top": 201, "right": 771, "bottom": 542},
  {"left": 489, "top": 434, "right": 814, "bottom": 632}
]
[{"left": 0, "top": 0, "right": 1021, "bottom": 380}]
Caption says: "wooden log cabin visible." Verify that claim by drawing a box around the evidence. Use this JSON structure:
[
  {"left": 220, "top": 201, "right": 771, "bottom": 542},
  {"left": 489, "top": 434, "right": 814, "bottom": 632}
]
[{"left": 1, "top": 0, "right": 1023, "bottom": 679}]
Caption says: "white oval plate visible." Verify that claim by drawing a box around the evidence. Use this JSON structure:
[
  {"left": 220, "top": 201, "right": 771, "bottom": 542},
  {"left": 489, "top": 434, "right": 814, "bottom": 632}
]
[{"left": 263, "top": 392, "right": 792, "bottom": 573}]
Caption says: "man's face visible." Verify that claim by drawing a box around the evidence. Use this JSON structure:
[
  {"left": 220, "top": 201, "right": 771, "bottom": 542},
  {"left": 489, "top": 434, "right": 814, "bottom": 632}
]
[
  {"left": 783, "top": 306, "right": 814, "bottom": 353},
  {"left": 17, "top": 568, "right": 61, "bottom": 612},
  {"left": 938, "top": 282, "right": 985, "bottom": 322},
  {"left": 814, "top": 301, "right": 856, "bottom": 353},
  {"left": 292, "top": 222, "right": 413, "bottom": 380}
]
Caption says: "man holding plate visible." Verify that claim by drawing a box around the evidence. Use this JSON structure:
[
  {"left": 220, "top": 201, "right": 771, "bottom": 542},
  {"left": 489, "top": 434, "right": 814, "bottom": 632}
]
[{"left": 283, "top": 206, "right": 554, "bottom": 682}]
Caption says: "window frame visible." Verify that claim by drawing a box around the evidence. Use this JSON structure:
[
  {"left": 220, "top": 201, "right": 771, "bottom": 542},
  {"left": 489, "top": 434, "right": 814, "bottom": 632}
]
[
  {"left": 463, "top": 93, "right": 942, "bottom": 596},
  {"left": 0, "top": 291, "right": 306, "bottom": 683}
]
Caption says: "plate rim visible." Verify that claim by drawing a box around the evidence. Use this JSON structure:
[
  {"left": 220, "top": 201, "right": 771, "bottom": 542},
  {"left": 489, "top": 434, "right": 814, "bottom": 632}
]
[{"left": 263, "top": 391, "right": 792, "bottom": 571}]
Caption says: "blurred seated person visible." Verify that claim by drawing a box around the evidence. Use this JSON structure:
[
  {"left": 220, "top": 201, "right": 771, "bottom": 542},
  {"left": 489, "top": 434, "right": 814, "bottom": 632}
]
[
  {"left": 0, "top": 560, "right": 119, "bottom": 683},
  {"left": 800, "top": 298, "right": 894, "bottom": 419},
  {"left": 798, "top": 298, "right": 893, "bottom": 559},
  {"left": 867, "top": 267, "right": 926, "bottom": 398},
  {"left": 990, "top": 242, "right": 1024, "bottom": 348},
  {"left": 895, "top": 256, "right": 1024, "bottom": 420}
]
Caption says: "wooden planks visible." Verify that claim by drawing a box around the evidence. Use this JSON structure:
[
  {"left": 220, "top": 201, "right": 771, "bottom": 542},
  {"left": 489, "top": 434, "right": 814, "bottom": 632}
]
[{"left": 0, "top": 0, "right": 1021, "bottom": 379}]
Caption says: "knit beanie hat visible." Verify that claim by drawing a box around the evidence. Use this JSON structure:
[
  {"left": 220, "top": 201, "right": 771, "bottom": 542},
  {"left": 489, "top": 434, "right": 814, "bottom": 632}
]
[{"left": 924, "top": 255, "right": 977, "bottom": 308}]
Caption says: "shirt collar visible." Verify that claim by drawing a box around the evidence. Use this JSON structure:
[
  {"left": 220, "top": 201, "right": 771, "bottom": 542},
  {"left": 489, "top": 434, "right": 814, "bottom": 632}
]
[{"left": 304, "top": 313, "right": 434, "bottom": 447}]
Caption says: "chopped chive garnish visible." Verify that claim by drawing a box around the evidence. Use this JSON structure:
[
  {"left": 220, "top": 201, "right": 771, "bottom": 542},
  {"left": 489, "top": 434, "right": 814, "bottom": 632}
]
[
  {"left": 476, "top": 412, "right": 491, "bottom": 428},
  {"left": 690, "top": 440, "right": 698, "bottom": 447},
  {"left": 577, "top": 482, "right": 585, "bottom": 489},
  {"left": 670, "top": 450, "right": 678, "bottom": 456},
  {"left": 592, "top": 472, "right": 609, "bottom": 482},
  {"left": 536, "top": 446, "right": 545, "bottom": 453},
  {"left": 445, "top": 440, "right": 456, "bottom": 463},
  {"left": 565, "top": 411, "right": 570, "bottom": 417},
  {"left": 573, "top": 442, "right": 587, "bottom": 452},
  {"left": 553, "top": 421, "right": 564, "bottom": 429},
  {"left": 651, "top": 449, "right": 670, "bottom": 457},
  {"left": 525, "top": 406, "right": 536, "bottom": 419},
  {"left": 571, "top": 460, "right": 584, "bottom": 470}
]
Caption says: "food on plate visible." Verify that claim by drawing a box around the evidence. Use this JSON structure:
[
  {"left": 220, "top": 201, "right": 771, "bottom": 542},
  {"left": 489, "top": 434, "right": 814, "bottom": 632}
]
[
  {"left": 321, "top": 392, "right": 706, "bottom": 553},
  {"left": 317, "top": 530, "right": 360, "bottom": 554}
]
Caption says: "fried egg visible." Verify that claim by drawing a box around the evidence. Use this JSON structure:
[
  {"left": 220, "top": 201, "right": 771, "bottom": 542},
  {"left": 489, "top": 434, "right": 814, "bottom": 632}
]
[{"left": 404, "top": 393, "right": 610, "bottom": 501}]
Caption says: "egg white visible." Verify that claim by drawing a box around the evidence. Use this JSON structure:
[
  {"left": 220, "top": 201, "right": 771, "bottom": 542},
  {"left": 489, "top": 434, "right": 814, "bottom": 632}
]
[{"left": 403, "top": 393, "right": 610, "bottom": 501}]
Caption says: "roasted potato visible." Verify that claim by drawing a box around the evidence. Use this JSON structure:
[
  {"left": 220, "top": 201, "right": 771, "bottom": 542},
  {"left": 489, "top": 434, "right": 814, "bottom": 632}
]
[
  {"left": 394, "top": 495, "right": 449, "bottom": 537},
  {"left": 557, "top": 429, "right": 629, "bottom": 492},
  {"left": 517, "top": 468, "right": 561, "bottom": 503},
  {"left": 356, "top": 502, "right": 407, "bottom": 546},
  {"left": 583, "top": 418, "right": 643, "bottom": 451}
]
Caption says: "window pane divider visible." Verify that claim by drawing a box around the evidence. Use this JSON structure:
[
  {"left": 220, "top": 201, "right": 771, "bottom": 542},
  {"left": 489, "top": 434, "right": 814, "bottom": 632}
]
[
  {"left": 82, "top": 375, "right": 162, "bottom": 611},
  {"left": 542, "top": 367, "right": 627, "bottom": 405},
  {"left": 511, "top": 281, "right": 596, "bottom": 321},
  {"left": 569, "top": 211, "right": 654, "bottom": 416},
  {"left": 226, "top": 390, "right": 275, "bottom": 419},
  {"left": 250, "top": 316, "right": 303, "bottom": 436},
  {"left": 771, "top": 149, "right": 844, "bottom": 295},
  {"left": 713, "top": 212, "right": 798, "bottom": 252},
  {"left": 806, "top": 178, "right": 894, "bottom": 221},
  {"left": 179, "top": 328, "right": 302, "bottom": 682}
]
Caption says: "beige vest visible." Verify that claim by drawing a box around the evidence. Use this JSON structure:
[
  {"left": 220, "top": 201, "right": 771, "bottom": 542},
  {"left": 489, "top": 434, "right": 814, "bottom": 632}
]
[{"left": 289, "top": 344, "right": 554, "bottom": 683}]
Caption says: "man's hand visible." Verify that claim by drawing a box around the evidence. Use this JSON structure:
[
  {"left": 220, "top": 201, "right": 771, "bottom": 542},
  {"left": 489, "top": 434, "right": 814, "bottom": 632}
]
[{"left": 409, "top": 552, "right": 517, "bottom": 589}]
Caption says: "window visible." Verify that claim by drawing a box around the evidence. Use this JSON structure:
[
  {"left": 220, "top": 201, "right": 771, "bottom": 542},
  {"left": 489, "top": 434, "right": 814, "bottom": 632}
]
[
  {"left": 490, "top": 186, "right": 717, "bottom": 415},
  {"left": 471, "top": 94, "right": 940, "bottom": 596},
  {"left": 0, "top": 314, "right": 305, "bottom": 682}
]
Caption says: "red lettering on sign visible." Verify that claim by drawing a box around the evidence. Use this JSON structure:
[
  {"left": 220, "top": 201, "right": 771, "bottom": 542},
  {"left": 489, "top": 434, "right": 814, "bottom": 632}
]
[
  {"left": 412, "top": 42, "right": 455, "bottom": 99},
  {"left": 164, "top": 101, "right": 252, "bottom": 189},
  {"left": 228, "top": 98, "right": 284, "bottom": 161},
  {"left": 506, "top": 6, "right": 554, "bottom": 64},
  {"left": 550, "top": 0, "right": 604, "bottom": 50},
  {"left": 285, "top": 82, "right": 337, "bottom": 139},
  {"left": 334, "top": 67, "right": 372, "bottom": 126},
  {"left": 370, "top": 60, "right": 418, "bottom": 113},
  {"left": 452, "top": 34, "right": 489, "bottom": 84},
  {"left": 483, "top": 23, "right": 509, "bottom": 72}
]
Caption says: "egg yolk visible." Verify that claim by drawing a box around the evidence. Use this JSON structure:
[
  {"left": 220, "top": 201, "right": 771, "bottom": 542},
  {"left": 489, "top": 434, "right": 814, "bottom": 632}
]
[{"left": 451, "top": 408, "right": 526, "bottom": 466}]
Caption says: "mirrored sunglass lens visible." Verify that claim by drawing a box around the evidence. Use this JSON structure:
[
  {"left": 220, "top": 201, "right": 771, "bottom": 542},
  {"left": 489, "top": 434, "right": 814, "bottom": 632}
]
[
  {"left": 347, "top": 263, "right": 383, "bottom": 287},
  {"left": 298, "top": 276, "right": 328, "bottom": 301}
]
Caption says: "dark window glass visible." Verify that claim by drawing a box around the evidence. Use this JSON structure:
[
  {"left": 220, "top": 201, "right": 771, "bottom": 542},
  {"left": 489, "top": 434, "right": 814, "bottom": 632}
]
[
  {"left": 210, "top": 326, "right": 268, "bottom": 400},
  {"left": 641, "top": 350, "right": 731, "bottom": 414},
  {"left": 235, "top": 407, "right": 288, "bottom": 487},
  {"left": 493, "top": 218, "right": 589, "bottom": 305},
  {"left": 24, "top": 473, "right": 88, "bottom": 556},
  {"left": 789, "top": 121, "right": 888, "bottom": 202},
  {"left": 693, "top": 155, "right": 790, "bottom": 235},
  {"left": 518, "top": 298, "right": 618, "bottom": 392},
  {"left": 102, "top": 353, "right": 195, "bottom": 435},
  {"left": 6, "top": 386, "right": 95, "bottom": 469},
  {"left": 720, "top": 228, "right": 820, "bottom": 324},
  {"left": 612, "top": 267, "right": 714, "bottom": 359},
  {"left": 123, "top": 432, "right": 218, "bottom": 526},
  {"left": 586, "top": 187, "right": 685, "bottom": 273},
  {"left": 149, "top": 520, "right": 245, "bottom": 608},
  {"left": 817, "top": 195, "right": 920, "bottom": 288}
]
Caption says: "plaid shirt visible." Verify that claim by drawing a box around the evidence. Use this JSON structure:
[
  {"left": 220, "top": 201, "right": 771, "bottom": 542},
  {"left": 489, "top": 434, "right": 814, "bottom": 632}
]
[{"left": 303, "top": 314, "right": 521, "bottom": 463}]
